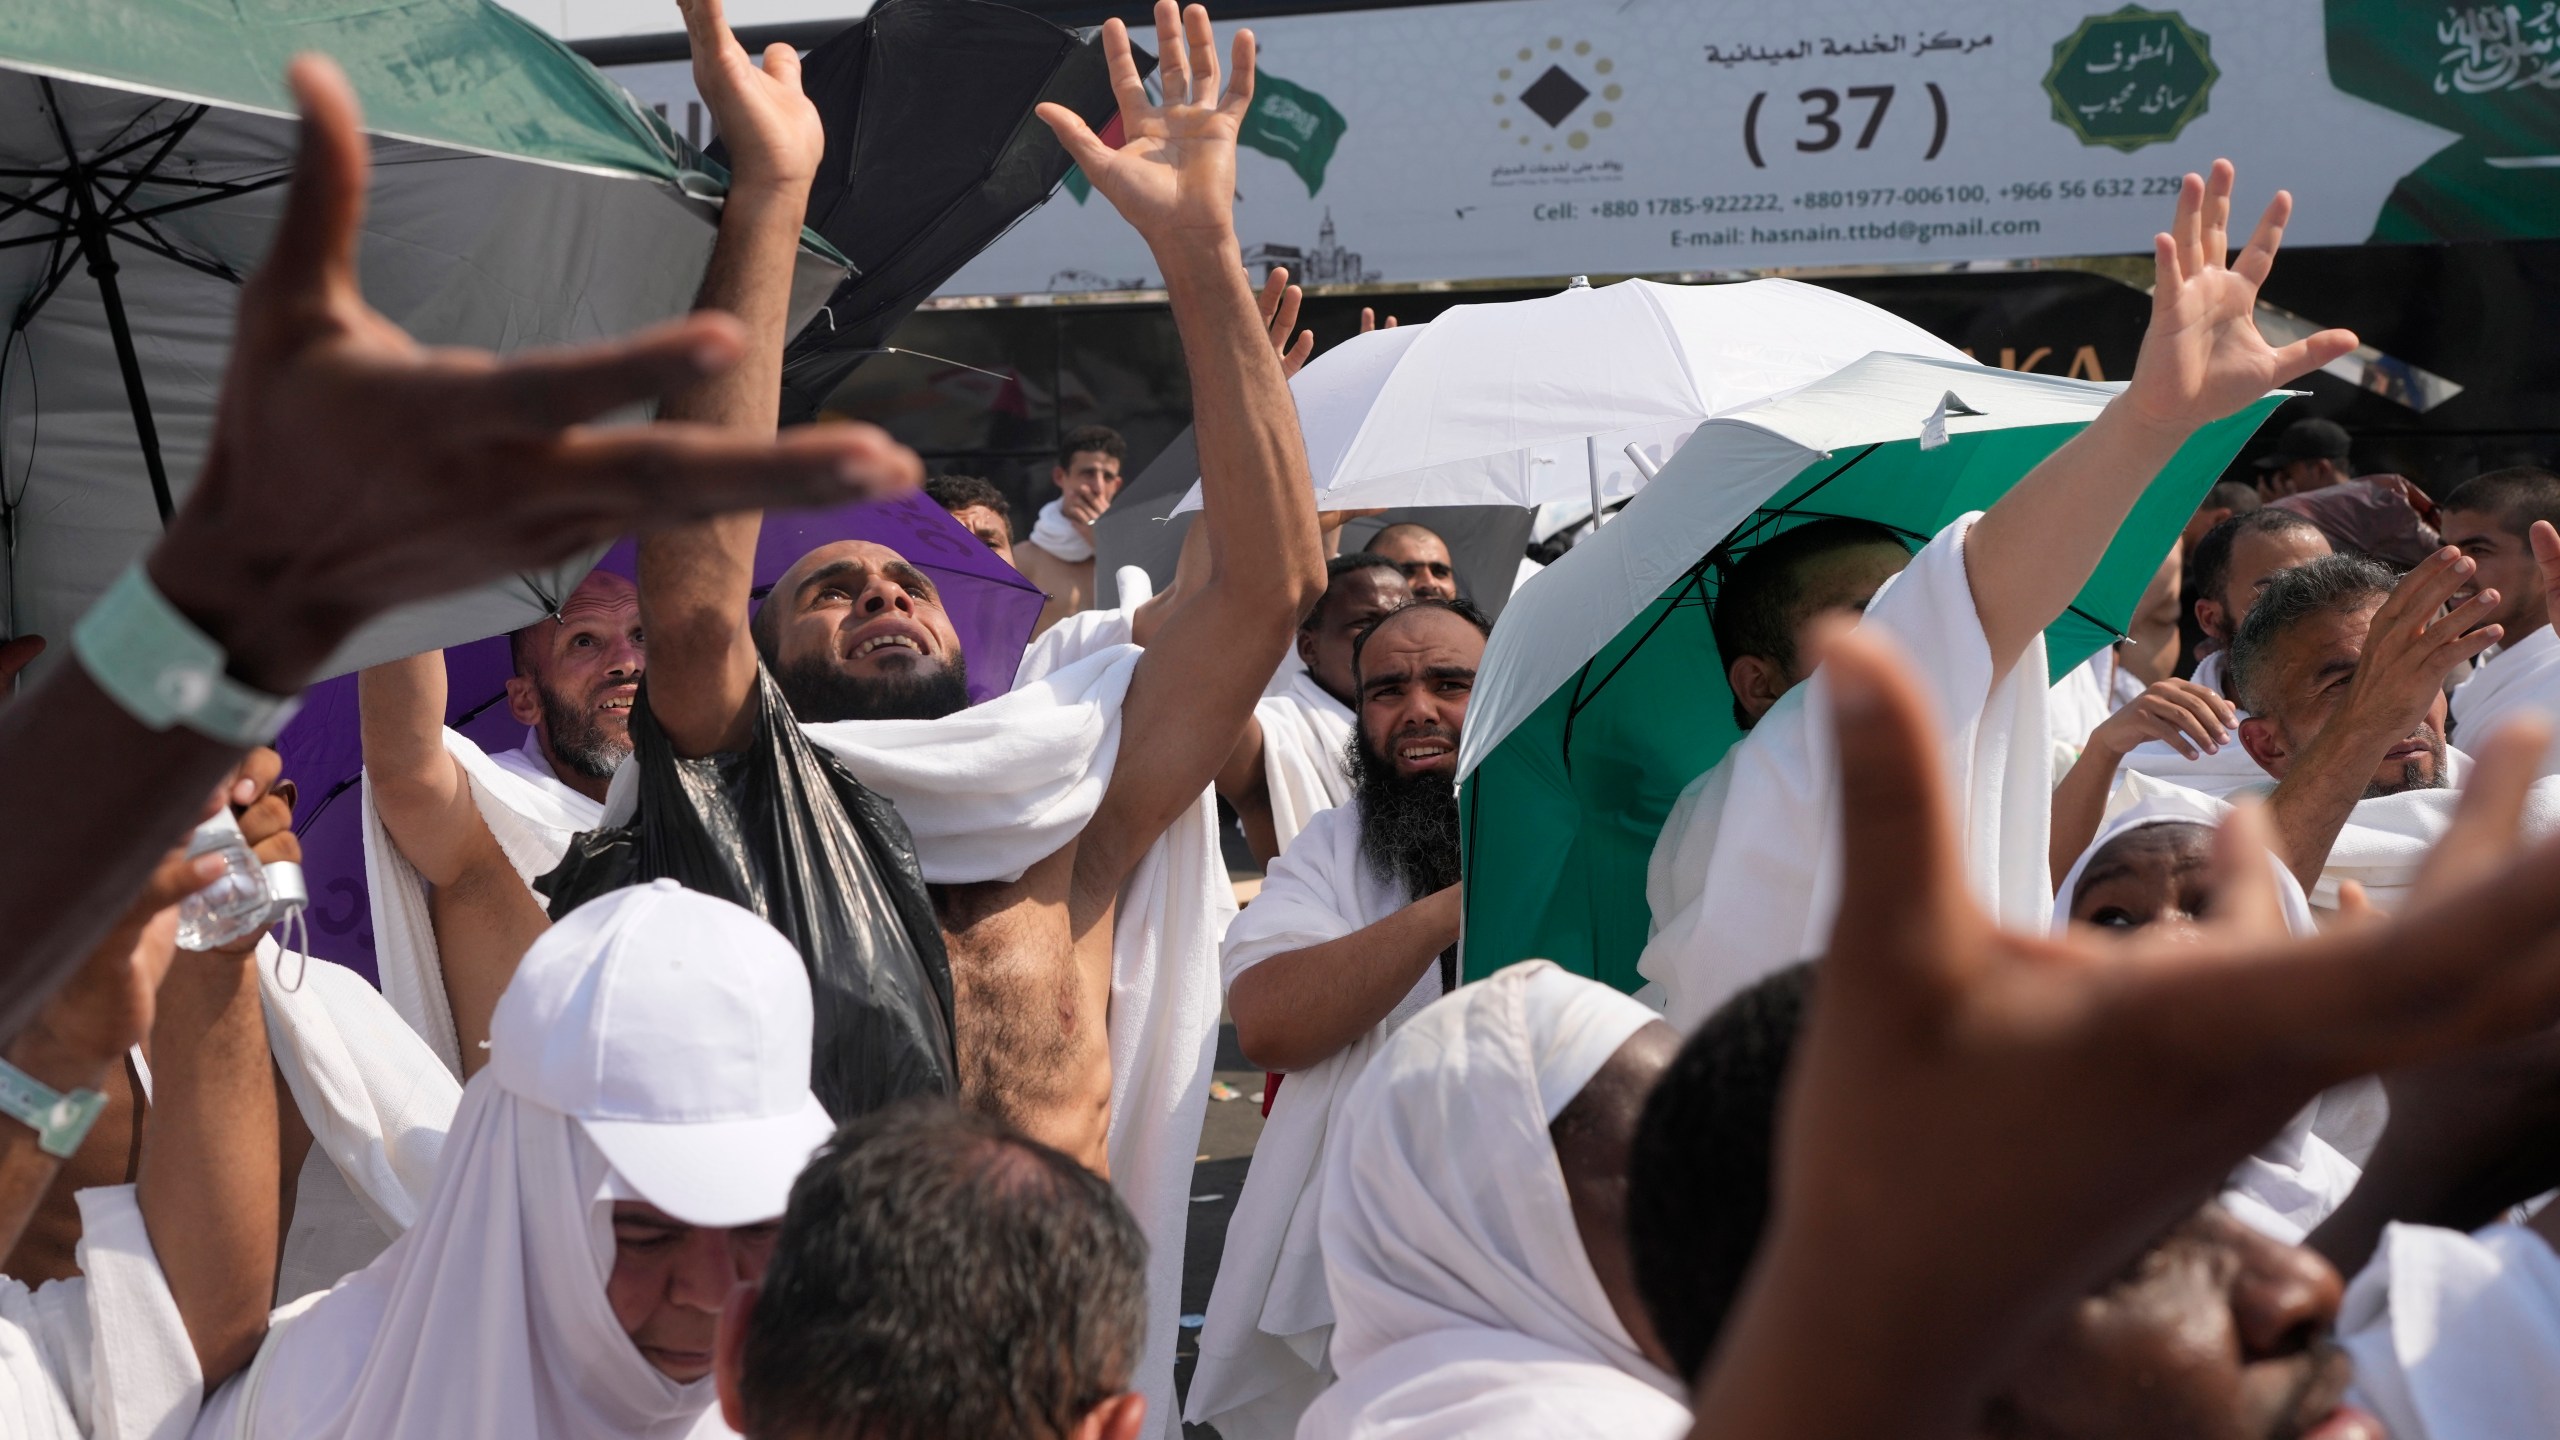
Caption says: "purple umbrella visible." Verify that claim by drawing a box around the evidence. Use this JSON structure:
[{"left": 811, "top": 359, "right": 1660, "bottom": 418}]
[{"left": 277, "top": 491, "right": 1045, "bottom": 982}]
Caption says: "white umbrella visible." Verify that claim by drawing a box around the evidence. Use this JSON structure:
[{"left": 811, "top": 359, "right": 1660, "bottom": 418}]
[{"left": 1170, "top": 276, "right": 1968, "bottom": 518}]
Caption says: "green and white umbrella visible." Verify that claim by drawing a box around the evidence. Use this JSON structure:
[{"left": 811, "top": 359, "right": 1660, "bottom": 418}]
[
  {"left": 1454, "top": 352, "right": 2284, "bottom": 993},
  {"left": 0, "top": 0, "right": 846, "bottom": 679}
]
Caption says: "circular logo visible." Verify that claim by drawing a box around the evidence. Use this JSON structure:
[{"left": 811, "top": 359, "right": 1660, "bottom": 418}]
[{"left": 1494, "top": 36, "right": 1622, "bottom": 155}]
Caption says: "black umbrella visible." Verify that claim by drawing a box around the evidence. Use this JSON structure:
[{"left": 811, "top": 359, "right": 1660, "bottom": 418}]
[{"left": 722, "top": 0, "right": 1142, "bottom": 424}]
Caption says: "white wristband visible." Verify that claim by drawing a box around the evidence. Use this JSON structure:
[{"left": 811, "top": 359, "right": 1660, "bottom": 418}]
[{"left": 72, "top": 564, "right": 301, "bottom": 746}]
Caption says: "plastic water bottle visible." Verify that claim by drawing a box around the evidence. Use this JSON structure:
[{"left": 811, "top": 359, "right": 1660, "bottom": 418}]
[{"left": 176, "top": 809, "right": 273, "bottom": 952}]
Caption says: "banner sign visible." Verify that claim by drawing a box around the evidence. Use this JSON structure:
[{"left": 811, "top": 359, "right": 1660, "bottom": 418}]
[{"left": 937, "top": 0, "right": 2560, "bottom": 296}]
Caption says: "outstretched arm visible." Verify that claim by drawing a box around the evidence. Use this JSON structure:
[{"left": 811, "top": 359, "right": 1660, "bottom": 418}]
[
  {"left": 638, "top": 0, "right": 832, "bottom": 758},
  {"left": 1964, "top": 163, "right": 2355, "bottom": 687},
  {"left": 140, "top": 755, "right": 292, "bottom": 1383},
  {"left": 356, "top": 654, "right": 548, "bottom": 1073},
  {"left": 1041, "top": 3, "right": 1328, "bottom": 896},
  {"left": 0, "top": 53, "right": 890, "bottom": 1035}
]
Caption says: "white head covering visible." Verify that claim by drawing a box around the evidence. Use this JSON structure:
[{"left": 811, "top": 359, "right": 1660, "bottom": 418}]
[
  {"left": 2051, "top": 787, "right": 2317, "bottom": 940},
  {"left": 205, "top": 884, "right": 831, "bottom": 1440},
  {"left": 1298, "top": 962, "right": 1688, "bottom": 1439}
]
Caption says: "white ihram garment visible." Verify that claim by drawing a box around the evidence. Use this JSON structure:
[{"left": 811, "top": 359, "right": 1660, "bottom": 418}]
[
  {"left": 1186, "top": 804, "right": 1441, "bottom": 1439},
  {"left": 2047, "top": 646, "right": 2149, "bottom": 756},
  {"left": 787, "top": 645, "right": 1230, "bottom": 1440},
  {"left": 1028, "top": 497, "right": 1095, "bottom": 563},
  {"left": 0, "top": 1187, "right": 200, "bottom": 1440},
  {"left": 1298, "top": 963, "right": 1688, "bottom": 1440},
  {"left": 1253, "top": 672, "right": 1356, "bottom": 855},
  {"left": 2049, "top": 795, "right": 2362, "bottom": 1239},
  {"left": 256, "top": 942, "right": 462, "bottom": 1301},
  {"left": 364, "top": 731, "right": 602, "bottom": 1074},
  {"left": 2341, "top": 1222, "right": 2560, "bottom": 1440},
  {"left": 191, "top": 1087, "right": 715, "bottom": 1440},
  {"left": 1639, "top": 516, "right": 2054, "bottom": 1029},
  {"left": 2450, "top": 624, "right": 2560, "bottom": 770}
]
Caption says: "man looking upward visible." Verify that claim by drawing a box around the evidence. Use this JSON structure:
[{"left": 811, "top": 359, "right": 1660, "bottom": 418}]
[
  {"left": 359, "top": 569, "right": 641, "bottom": 1074},
  {"left": 1640, "top": 162, "right": 2358, "bottom": 1028},
  {"left": 626, "top": 4, "right": 1325, "bottom": 1423}
]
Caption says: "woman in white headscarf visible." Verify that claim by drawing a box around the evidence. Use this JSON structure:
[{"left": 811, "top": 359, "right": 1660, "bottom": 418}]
[
  {"left": 2053, "top": 789, "right": 2369, "bottom": 1235},
  {"left": 1299, "top": 961, "right": 1689, "bottom": 1439}
]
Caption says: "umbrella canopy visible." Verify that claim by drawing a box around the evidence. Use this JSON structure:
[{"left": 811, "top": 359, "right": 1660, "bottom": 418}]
[
  {"left": 0, "top": 0, "right": 846, "bottom": 681},
  {"left": 1456, "top": 353, "right": 2285, "bottom": 993},
  {"left": 1168, "top": 277, "right": 1969, "bottom": 518},
  {"left": 276, "top": 490, "right": 1043, "bottom": 980},
  {"left": 768, "top": 0, "right": 1127, "bottom": 424}
]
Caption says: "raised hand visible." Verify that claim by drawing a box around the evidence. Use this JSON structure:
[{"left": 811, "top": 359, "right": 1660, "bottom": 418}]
[
  {"left": 2088, "top": 675, "right": 2235, "bottom": 761},
  {"left": 146, "top": 56, "right": 894, "bottom": 694},
  {"left": 2121, "top": 160, "right": 2357, "bottom": 435},
  {"left": 679, "top": 0, "right": 825, "bottom": 191},
  {"left": 2326, "top": 548, "right": 2500, "bottom": 740},
  {"left": 1036, "top": 1, "right": 1254, "bottom": 253},
  {"left": 1695, "top": 624, "right": 2560, "bottom": 1439},
  {"left": 1259, "top": 266, "right": 1313, "bottom": 376}
]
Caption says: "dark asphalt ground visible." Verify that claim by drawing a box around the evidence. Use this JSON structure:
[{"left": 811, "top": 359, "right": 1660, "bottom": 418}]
[{"left": 1176, "top": 1021, "right": 1264, "bottom": 1440}]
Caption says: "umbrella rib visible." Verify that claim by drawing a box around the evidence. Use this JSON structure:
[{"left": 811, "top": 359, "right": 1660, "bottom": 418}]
[
  {"left": 112, "top": 173, "right": 290, "bottom": 227},
  {"left": 98, "top": 222, "right": 241, "bottom": 285},
  {"left": 1559, "top": 568, "right": 1708, "bottom": 770},
  {"left": 93, "top": 105, "right": 206, "bottom": 221},
  {"left": 12, "top": 240, "right": 82, "bottom": 329}
]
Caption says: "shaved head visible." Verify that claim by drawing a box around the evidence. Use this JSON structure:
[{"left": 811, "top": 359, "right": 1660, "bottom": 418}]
[{"left": 755, "top": 541, "right": 970, "bottom": 722}]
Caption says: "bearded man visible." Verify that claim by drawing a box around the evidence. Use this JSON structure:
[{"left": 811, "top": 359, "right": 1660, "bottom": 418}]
[
  {"left": 1187, "top": 598, "right": 1489, "bottom": 1439},
  {"left": 2227, "top": 551, "right": 2560, "bottom": 912},
  {"left": 358, "top": 568, "right": 639, "bottom": 1077},
  {"left": 611, "top": 7, "right": 1328, "bottom": 1428}
]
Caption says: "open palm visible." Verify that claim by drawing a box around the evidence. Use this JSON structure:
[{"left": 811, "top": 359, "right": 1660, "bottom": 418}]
[
  {"left": 1038, "top": 2, "right": 1254, "bottom": 250},
  {"left": 2123, "top": 161, "right": 2356, "bottom": 433}
]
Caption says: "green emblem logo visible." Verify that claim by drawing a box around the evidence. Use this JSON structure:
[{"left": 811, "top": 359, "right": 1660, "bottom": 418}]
[{"left": 2043, "top": 7, "right": 2219, "bottom": 151}]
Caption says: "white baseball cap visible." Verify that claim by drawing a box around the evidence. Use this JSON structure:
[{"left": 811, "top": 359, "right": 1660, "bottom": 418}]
[{"left": 488, "top": 879, "right": 834, "bottom": 1229}]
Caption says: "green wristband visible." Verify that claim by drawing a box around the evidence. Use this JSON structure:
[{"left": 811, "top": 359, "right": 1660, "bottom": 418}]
[
  {"left": 72, "top": 563, "right": 301, "bottom": 745},
  {"left": 0, "top": 1055, "right": 107, "bottom": 1160}
]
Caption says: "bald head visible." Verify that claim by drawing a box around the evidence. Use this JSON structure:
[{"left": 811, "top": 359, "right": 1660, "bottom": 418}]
[
  {"left": 1370, "top": 523, "right": 1458, "bottom": 600},
  {"left": 504, "top": 569, "right": 643, "bottom": 793}
]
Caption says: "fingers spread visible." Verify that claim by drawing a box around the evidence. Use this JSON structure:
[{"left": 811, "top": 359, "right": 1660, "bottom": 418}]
[
  {"left": 478, "top": 313, "right": 747, "bottom": 434},
  {"left": 2267, "top": 328, "right": 2358, "bottom": 387},
  {"left": 2171, "top": 171, "right": 2205, "bottom": 282},
  {"left": 1184, "top": 3, "right": 1221, "bottom": 105},
  {"left": 2201, "top": 158, "right": 2233, "bottom": 266},
  {"left": 536, "top": 420, "right": 920, "bottom": 528},
  {"left": 2231, "top": 190, "right": 2296, "bottom": 289},
  {"left": 1222, "top": 26, "right": 1258, "bottom": 114},
  {"left": 1036, "top": 101, "right": 1112, "bottom": 170},
  {"left": 1098, "top": 18, "right": 1152, "bottom": 119},
  {"left": 1152, "top": 0, "right": 1188, "bottom": 106},
  {"left": 260, "top": 55, "right": 370, "bottom": 307}
]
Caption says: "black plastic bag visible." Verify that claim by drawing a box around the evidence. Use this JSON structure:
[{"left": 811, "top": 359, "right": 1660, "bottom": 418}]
[{"left": 538, "top": 666, "right": 956, "bottom": 1119}]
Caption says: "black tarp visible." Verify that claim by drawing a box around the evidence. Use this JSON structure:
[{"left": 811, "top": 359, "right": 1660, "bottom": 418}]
[{"left": 540, "top": 668, "right": 956, "bottom": 1119}]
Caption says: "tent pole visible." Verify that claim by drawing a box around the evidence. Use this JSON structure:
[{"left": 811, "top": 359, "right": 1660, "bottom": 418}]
[{"left": 1586, "top": 434, "right": 1604, "bottom": 530}]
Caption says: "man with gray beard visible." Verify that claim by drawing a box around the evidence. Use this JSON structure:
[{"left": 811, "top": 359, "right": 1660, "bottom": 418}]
[
  {"left": 1188, "top": 598, "right": 1490, "bottom": 1439},
  {"left": 2225, "top": 550, "right": 2560, "bottom": 914},
  {"left": 357, "top": 567, "right": 641, "bottom": 1076}
]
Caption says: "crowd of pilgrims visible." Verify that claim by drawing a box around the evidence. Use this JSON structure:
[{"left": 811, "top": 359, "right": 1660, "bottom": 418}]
[{"left": 7, "top": 3, "right": 2560, "bottom": 1438}]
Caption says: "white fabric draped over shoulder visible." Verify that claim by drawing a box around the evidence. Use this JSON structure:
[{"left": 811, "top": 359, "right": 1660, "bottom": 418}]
[
  {"left": 2341, "top": 1222, "right": 2560, "bottom": 1439},
  {"left": 2049, "top": 792, "right": 2362, "bottom": 1237},
  {"left": 258, "top": 943, "right": 462, "bottom": 1301},
  {"left": 1187, "top": 803, "right": 1437, "bottom": 1439},
  {"left": 789, "top": 644, "right": 1230, "bottom": 1440},
  {"left": 1298, "top": 962, "right": 1688, "bottom": 1440},
  {"left": 365, "top": 731, "right": 602, "bottom": 1075},
  {"left": 1253, "top": 671, "right": 1355, "bottom": 855},
  {"left": 192, "top": 1083, "right": 714, "bottom": 1440},
  {"left": 2451, "top": 625, "right": 2560, "bottom": 772},
  {"left": 1640, "top": 514, "right": 2054, "bottom": 1029},
  {"left": 0, "top": 1186, "right": 201, "bottom": 1440}
]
